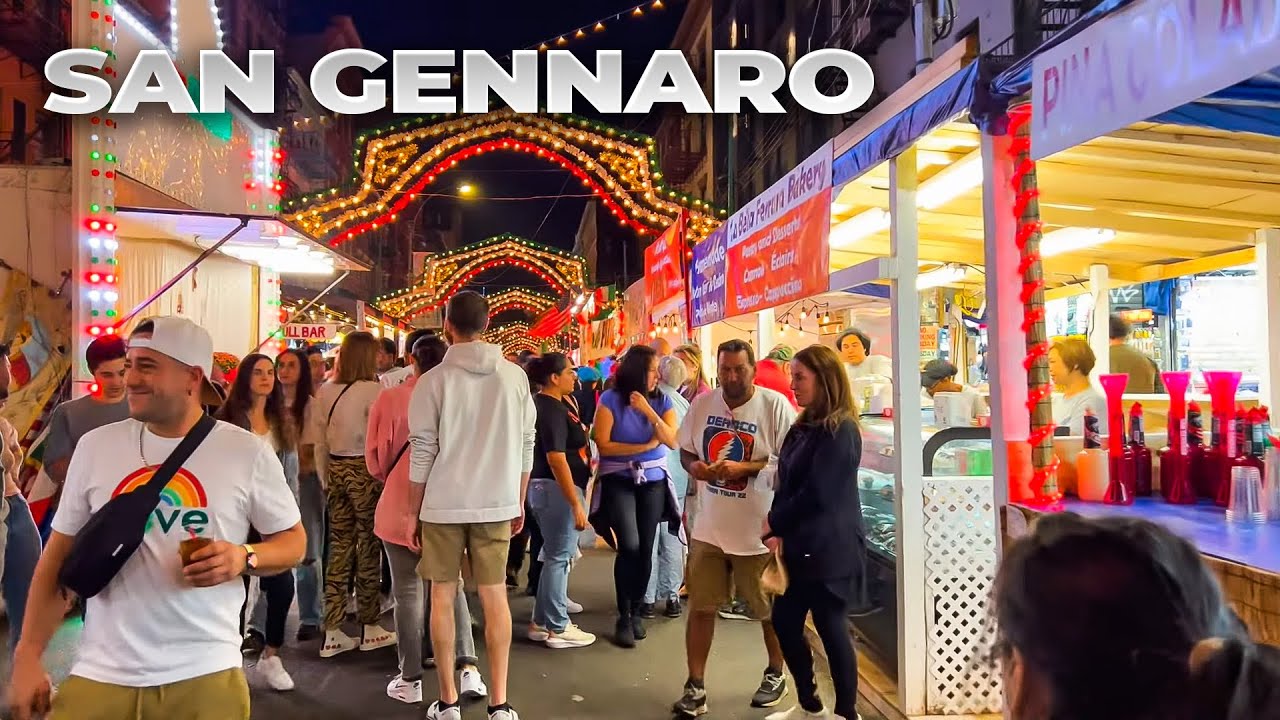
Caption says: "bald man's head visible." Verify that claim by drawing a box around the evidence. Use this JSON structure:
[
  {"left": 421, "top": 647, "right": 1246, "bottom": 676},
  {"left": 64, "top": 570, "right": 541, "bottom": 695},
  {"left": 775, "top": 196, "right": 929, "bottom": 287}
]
[{"left": 649, "top": 337, "right": 672, "bottom": 357}]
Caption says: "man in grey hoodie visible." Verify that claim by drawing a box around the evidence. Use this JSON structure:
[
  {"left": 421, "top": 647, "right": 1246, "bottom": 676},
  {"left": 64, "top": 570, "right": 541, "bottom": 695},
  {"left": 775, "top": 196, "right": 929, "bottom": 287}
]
[{"left": 407, "top": 291, "right": 537, "bottom": 720}]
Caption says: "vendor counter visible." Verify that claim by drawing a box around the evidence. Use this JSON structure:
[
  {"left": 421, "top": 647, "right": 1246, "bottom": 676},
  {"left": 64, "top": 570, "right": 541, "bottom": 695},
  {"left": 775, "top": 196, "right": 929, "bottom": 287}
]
[{"left": 1011, "top": 498, "right": 1280, "bottom": 644}]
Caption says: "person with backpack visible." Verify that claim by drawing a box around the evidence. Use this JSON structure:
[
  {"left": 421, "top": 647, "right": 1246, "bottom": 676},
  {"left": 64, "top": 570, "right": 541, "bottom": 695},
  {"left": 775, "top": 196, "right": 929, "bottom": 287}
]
[{"left": 8, "top": 316, "right": 304, "bottom": 720}]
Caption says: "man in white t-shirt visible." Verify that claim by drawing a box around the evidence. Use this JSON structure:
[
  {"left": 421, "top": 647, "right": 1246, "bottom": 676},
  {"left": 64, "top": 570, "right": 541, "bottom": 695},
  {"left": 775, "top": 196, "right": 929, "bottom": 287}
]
[
  {"left": 672, "top": 339, "right": 797, "bottom": 718},
  {"left": 8, "top": 317, "right": 305, "bottom": 720},
  {"left": 381, "top": 328, "right": 436, "bottom": 389}
]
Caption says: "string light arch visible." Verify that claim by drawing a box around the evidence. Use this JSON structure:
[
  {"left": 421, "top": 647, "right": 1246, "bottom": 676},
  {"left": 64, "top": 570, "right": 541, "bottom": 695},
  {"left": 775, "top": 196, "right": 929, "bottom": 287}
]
[
  {"left": 484, "top": 288, "right": 558, "bottom": 320},
  {"left": 283, "top": 109, "right": 724, "bottom": 246},
  {"left": 375, "top": 234, "right": 586, "bottom": 319}
]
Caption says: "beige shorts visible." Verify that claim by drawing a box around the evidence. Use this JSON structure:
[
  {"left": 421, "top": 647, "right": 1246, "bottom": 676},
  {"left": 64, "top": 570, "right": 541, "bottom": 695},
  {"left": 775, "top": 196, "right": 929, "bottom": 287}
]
[
  {"left": 418, "top": 521, "right": 512, "bottom": 586},
  {"left": 686, "top": 540, "right": 773, "bottom": 620}
]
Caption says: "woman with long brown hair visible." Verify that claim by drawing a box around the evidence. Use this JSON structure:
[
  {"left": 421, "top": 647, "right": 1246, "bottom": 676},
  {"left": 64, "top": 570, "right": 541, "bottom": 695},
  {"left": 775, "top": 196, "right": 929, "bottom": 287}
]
[
  {"left": 762, "top": 344, "right": 865, "bottom": 720},
  {"left": 217, "top": 353, "right": 300, "bottom": 692},
  {"left": 309, "top": 331, "right": 396, "bottom": 658}
]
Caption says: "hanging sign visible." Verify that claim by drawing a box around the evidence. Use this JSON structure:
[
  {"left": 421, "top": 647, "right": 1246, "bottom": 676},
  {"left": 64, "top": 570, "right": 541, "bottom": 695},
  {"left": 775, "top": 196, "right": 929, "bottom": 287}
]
[
  {"left": 724, "top": 141, "right": 832, "bottom": 319},
  {"left": 285, "top": 323, "right": 339, "bottom": 341},
  {"left": 644, "top": 214, "right": 686, "bottom": 312},
  {"left": 1031, "top": 0, "right": 1280, "bottom": 159},
  {"left": 689, "top": 225, "right": 729, "bottom": 327}
]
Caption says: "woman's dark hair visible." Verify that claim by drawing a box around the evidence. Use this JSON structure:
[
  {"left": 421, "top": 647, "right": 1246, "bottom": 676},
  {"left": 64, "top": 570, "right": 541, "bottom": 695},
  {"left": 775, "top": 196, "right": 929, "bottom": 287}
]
[
  {"left": 412, "top": 335, "right": 448, "bottom": 375},
  {"left": 993, "top": 512, "right": 1268, "bottom": 720},
  {"left": 276, "top": 348, "right": 312, "bottom": 433},
  {"left": 216, "top": 353, "right": 295, "bottom": 451},
  {"left": 526, "top": 352, "right": 571, "bottom": 391},
  {"left": 614, "top": 345, "right": 659, "bottom": 398}
]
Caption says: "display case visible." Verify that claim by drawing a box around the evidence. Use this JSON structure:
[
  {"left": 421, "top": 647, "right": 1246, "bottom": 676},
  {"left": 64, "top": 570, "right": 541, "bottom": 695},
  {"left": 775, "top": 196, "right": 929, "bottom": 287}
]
[{"left": 850, "top": 415, "right": 994, "bottom": 677}]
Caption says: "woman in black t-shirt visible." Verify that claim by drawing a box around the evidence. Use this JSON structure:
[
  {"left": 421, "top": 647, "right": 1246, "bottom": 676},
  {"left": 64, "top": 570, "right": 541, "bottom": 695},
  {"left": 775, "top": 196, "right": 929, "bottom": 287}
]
[{"left": 524, "top": 354, "right": 598, "bottom": 649}]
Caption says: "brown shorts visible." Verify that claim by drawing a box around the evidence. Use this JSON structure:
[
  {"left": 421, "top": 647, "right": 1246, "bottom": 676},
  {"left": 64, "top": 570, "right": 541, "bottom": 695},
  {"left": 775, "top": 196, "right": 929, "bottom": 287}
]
[
  {"left": 686, "top": 540, "right": 774, "bottom": 620},
  {"left": 51, "top": 668, "right": 249, "bottom": 720},
  {"left": 419, "top": 521, "right": 512, "bottom": 586}
]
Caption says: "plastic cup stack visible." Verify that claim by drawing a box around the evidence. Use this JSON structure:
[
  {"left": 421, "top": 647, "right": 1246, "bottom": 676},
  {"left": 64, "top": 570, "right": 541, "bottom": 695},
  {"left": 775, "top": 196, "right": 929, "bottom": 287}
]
[{"left": 1226, "top": 465, "right": 1266, "bottom": 524}]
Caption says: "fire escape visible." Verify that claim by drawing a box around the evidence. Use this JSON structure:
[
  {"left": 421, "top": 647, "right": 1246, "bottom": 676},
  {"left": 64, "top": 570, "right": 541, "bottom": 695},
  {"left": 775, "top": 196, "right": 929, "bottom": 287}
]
[{"left": 0, "top": 0, "right": 71, "bottom": 164}]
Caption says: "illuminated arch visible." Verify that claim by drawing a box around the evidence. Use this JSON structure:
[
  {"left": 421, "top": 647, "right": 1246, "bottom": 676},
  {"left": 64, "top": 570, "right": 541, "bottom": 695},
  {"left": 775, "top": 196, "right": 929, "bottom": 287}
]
[
  {"left": 283, "top": 110, "right": 724, "bottom": 246},
  {"left": 485, "top": 288, "right": 557, "bottom": 319},
  {"left": 485, "top": 322, "right": 537, "bottom": 355},
  {"left": 375, "top": 234, "right": 586, "bottom": 319}
]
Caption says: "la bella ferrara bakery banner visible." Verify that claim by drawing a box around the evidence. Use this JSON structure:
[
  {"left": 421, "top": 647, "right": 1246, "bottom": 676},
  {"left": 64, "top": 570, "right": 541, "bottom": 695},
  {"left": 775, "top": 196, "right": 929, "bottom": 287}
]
[{"left": 690, "top": 141, "right": 832, "bottom": 326}]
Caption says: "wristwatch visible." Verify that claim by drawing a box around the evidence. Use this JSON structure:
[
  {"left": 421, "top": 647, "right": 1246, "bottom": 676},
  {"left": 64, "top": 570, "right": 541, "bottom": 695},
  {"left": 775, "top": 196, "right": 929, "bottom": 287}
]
[{"left": 242, "top": 544, "right": 259, "bottom": 572}]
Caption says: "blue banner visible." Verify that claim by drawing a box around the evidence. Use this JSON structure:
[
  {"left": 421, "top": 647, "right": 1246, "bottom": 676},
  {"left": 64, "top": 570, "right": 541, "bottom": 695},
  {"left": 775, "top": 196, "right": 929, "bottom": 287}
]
[{"left": 689, "top": 225, "right": 727, "bottom": 327}]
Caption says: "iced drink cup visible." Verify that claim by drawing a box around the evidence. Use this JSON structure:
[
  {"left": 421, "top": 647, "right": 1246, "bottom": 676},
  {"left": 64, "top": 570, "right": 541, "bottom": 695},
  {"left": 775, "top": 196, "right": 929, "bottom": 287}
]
[{"left": 179, "top": 536, "right": 213, "bottom": 566}]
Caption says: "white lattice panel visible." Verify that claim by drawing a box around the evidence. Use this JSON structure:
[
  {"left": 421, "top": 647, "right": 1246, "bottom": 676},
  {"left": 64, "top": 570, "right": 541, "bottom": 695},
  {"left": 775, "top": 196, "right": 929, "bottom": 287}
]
[{"left": 922, "top": 477, "right": 1002, "bottom": 715}]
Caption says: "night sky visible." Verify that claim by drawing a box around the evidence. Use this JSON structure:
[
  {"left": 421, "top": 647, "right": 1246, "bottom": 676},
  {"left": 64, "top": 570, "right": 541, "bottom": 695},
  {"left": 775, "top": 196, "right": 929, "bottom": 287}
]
[{"left": 290, "top": 0, "right": 684, "bottom": 291}]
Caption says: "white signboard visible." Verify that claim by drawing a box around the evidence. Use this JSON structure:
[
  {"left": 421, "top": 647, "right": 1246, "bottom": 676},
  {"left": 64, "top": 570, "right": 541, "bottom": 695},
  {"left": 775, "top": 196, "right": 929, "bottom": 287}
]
[
  {"left": 1031, "top": 0, "right": 1280, "bottom": 159},
  {"left": 285, "top": 323, "right": 339, "bottom": 341}
]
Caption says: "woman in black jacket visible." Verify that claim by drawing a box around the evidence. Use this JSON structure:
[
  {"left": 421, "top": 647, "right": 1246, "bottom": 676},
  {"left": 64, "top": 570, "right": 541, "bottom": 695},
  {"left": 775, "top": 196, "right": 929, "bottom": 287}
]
[{"left": 763, "top": 344, "right": 865, "bottom": 720}]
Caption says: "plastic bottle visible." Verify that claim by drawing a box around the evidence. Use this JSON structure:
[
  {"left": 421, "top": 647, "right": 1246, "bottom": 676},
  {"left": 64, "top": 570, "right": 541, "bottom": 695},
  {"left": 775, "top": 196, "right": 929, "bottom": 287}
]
[
  {"left": 1129, "top": 402, "right": 1153, "bottom": 497},
  {"left": 1099, "top": 374, "right": 1135, "bottom": 503},
  {"left": 1077, "top": 411, "right": 1110, "bottom": 503},
  {"left": 1160, "top": 372, "right": 1195, "bottom": 504}
]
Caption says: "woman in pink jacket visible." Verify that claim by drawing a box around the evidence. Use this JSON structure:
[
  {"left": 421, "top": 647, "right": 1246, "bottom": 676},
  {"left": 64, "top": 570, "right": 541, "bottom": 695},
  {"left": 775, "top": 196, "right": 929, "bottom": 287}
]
[{"left": 368, "top": 335, "right": 487, "bottom": 706}]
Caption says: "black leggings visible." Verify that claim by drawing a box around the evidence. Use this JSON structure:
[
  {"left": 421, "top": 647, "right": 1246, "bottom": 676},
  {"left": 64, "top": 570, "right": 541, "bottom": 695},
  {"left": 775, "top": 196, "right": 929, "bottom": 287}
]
[
  {"left": 598, "top": 473, "right": 666, "bottom": 615},
  {"left": 507, "top": 500, "right": 544, "bottom": 586},
  {"left": 772, "top": 578, "right": 859, "bottom": 719},
  {"left": 241, "top": 572, "right": 296, "bottom": 649}
]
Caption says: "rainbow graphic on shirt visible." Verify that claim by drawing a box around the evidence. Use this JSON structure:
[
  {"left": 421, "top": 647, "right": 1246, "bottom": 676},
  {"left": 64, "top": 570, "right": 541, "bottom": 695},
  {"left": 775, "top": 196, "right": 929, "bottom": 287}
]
[{"left": 112, "top": 467, "right": 210, "bottom": 535}]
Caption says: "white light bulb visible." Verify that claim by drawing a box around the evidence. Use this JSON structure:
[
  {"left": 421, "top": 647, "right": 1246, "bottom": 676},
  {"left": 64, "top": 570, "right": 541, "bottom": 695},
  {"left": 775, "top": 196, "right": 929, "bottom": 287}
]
[
  {"left": 88, "top": 290, "right": 102, "bottom": 302},
  {"left": 88, "top": 237, "right": 101, "bottom": 249},
  {"left": 105, "top": 239, "right": 119, "bottom": 250},
  {"left": 105, "top": 291, "right": 119, "bottom": 302}
]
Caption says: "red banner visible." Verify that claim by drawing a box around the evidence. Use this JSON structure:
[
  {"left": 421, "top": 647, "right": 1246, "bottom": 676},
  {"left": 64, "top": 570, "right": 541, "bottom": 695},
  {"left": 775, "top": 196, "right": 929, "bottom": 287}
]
[
  {"left": 644, "top": 214, "right": 686, "bottom": 311},
  {"left": 726, "top": 190, "right": 831, "bottom": 317}
]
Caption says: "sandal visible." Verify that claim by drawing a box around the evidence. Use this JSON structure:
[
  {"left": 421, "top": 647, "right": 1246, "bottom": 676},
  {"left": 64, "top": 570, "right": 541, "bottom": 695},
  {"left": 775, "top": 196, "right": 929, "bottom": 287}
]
[
  {"left": 360, "top": 624, "right": 398, "bottom": 652},
  {"left": 319, "top": 630, "right": 358, "bottom": 658}
]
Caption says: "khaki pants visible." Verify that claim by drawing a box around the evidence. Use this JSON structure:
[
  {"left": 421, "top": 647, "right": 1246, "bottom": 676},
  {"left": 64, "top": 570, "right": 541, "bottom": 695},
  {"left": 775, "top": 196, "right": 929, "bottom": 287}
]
[{"left": 51, "top": 668, "right": 249, "bottom": 720}]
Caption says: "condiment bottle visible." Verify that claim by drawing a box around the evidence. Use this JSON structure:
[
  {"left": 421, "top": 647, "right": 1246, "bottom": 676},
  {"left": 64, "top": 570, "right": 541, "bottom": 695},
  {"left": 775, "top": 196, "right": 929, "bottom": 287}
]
[
  {"left": 1129, "top": 402, "right": 1153, "bottom": 497},
  {"left": 1160, "top": 372, "right": 1195, "bottom": 504},
  {"left": 1076, "top": 411, "right": 1110, "bottom": 503}
]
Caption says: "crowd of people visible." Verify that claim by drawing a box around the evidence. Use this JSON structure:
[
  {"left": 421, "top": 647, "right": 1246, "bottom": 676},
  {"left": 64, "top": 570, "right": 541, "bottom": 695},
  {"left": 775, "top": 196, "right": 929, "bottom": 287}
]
[{"left": 0, "top": 293, "right": 1277, "bottom": 720}]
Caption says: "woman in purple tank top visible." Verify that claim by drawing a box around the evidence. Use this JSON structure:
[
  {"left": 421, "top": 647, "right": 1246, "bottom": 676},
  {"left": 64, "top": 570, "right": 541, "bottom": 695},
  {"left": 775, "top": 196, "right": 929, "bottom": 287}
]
[{"left": 589, "top": 345, "right": 681, "bottom": 648}]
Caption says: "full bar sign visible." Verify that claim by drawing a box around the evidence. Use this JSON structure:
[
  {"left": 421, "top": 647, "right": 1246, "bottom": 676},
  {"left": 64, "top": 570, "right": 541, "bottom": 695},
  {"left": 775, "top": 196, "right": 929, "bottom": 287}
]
[
  {"left": 285, "top": 323, "right": 339, "bottom": 341},
  {"left": 1031, "top": 0, "right": 1280, "bottom": 159}
]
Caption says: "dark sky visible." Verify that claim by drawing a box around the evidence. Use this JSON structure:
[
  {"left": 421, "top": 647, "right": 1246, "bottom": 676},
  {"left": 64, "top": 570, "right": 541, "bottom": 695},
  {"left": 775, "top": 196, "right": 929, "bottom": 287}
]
[{"left": 290, "top": 0, "right": 684, "bottom": 278}]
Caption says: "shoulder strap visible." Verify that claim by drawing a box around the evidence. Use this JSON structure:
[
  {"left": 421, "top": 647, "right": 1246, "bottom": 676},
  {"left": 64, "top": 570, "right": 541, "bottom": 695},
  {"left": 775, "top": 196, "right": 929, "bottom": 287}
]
[
  {"left": 327, "top": 383, "right": 355, "bottom": 425},
  {"left": 140, "top": 414, "right": 217, "bottom": 497},
  {"left": 388, "top": 441, "right": 411, "bottom": 476}
]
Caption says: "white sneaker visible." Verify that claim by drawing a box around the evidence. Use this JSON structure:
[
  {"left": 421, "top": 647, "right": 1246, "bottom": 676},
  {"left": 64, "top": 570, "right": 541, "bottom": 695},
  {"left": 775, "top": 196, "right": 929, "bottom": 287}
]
[
  {"left": 488, "top": 708, "right": 519, "bottom": 720},
  {"left": 765, "top": 706, "right": 832, "bottom": 720},
  {"left": 425, "top": 701, "right": 463, "bottom": 720},
  {"left": 545, "top": 623, "right": 596, "bottom": 649},
  {"left": 460, "top": 666, "right": 488, "bottom": 700},
  {"left": 386, "top": 674, "right": 422, "bottom": 704},
  {"left": 360, "top": 624, "right": 397, "bottom": 651},
  {"left": 566, "top": 598, "right": 584, "bottom": 614},
  {"left": 319, "top": 629, "right": 358, "bottom": 658},
  {"left": 255, "top": 655, "right": 295, "bottom": 691},
  {"left": 527, "top": 623, "right": 550, "bottom": 642}
]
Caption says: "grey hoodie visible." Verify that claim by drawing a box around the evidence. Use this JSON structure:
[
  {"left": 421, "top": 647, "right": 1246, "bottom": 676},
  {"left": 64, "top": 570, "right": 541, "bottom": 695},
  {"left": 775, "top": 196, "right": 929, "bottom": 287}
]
[{"left": 407, "top": 341, "right": 537, "bottom": 523}]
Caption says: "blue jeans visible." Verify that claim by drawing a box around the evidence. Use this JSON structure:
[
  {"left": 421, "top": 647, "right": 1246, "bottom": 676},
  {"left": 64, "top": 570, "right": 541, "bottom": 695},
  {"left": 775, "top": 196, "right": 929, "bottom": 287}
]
[
  {"left": 4, "top": 495, "right": 42, "bottom": 653},
  {"left": 529, "top": 479, "right": 583, "bottom": 633},
  {"left": 645, "top": 494, "right": 686, "bottom": 604},
  {"left": 295, "top": 472, "right": 326, "bottom": 627}
]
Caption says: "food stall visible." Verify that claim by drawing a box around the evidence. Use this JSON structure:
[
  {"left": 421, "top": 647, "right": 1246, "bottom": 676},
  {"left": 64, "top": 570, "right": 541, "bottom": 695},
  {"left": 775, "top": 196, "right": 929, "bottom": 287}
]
[{"left": 966, "top": 0, "right": 1280, "bottom": 649}]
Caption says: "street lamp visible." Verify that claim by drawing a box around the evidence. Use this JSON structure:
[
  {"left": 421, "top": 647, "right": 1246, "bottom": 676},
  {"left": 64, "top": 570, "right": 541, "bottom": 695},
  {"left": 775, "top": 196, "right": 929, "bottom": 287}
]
[{"left": 457, "top": 182, "right": 477, "bottom": 197}]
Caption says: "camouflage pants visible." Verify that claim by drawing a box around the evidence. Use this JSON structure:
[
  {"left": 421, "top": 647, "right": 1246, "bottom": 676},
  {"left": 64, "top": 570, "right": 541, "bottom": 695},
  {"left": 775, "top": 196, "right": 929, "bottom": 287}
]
[{"left": 323, "top": 456, "right": 383, "bottom": 629}]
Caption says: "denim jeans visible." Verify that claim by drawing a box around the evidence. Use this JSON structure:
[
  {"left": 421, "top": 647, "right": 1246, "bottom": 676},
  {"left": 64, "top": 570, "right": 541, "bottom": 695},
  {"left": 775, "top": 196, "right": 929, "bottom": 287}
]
[
  {"left": 529, "top": 479, "right": 583, "bottom": 633},
  {"left": 645, "top": 495, "right": 685, "bottom": 604},
  {"left": 384, "top": 542, "right": 477, "bottom": 680},
  {"left": 295, "top": 472, "right": 326, "bottom": 627},
  {"left": 4, "top": 495, "right": 41, "bottom": 654}
]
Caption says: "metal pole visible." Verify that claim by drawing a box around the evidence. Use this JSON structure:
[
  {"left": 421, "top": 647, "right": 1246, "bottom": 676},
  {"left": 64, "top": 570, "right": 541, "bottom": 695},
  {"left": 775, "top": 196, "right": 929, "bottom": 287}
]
[
  {"left": 117, "top": 217, "right": 250, "bottom": 327},
  {"left": 250, "top": 270, "right": 351, "bottom": 354}
]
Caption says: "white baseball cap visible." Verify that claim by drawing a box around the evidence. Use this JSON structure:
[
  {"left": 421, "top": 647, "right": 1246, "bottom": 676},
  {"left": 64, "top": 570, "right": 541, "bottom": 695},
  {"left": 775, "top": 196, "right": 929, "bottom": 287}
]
[{"left": 128, "top": 316, "right": 221, "bottom": 403}]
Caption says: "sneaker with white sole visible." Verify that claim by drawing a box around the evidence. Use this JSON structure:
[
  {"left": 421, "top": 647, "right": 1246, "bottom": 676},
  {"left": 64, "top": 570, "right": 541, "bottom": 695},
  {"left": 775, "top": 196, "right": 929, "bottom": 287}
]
[
  {"left": 566, "top": 598, "right": 584, "bottom": 614},
  {"left": 545, "top": 623, "right": 596, "bottom": 649},
  {"left": 385, "top": 674, "right": 422, "bottom": 704},
  {"left": 487, "top": 707, "right": 519, "bottom": 720},
  {"left": 460, "top": 667, "right": 488, "bottom": 699},
  {"left": 527, "top": 623, "right": 550, "bottom": 643},
  {"left": 751, "top": 668, "right": 789, "bottom": 708},
  {"left": 319, "top": 629, "right": 358, "bottom": 658},
  {"left": 255, "top": 655, "right": 294, "bottom": 691},
  {"left": 360, "top": 624, "right": 397, "bottom": 652},
  {"left": 425, "top": 701, "right": 463, "bottom": 720},
  {"left": 765, "top": 706, "right": 831, "bottom": 720}
]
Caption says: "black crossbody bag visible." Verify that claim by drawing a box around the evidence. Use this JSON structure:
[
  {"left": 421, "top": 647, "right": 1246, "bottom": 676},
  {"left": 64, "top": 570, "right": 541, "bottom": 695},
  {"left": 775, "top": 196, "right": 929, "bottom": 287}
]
[{"left": 59, "top": 414, "right": 217, "bottom": 598}]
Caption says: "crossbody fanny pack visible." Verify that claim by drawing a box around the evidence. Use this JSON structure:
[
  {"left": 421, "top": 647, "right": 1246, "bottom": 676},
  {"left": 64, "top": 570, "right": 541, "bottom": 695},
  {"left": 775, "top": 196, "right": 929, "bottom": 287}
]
[{"left": 59, "top": 414, "right": 217, "bottom": 599}]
